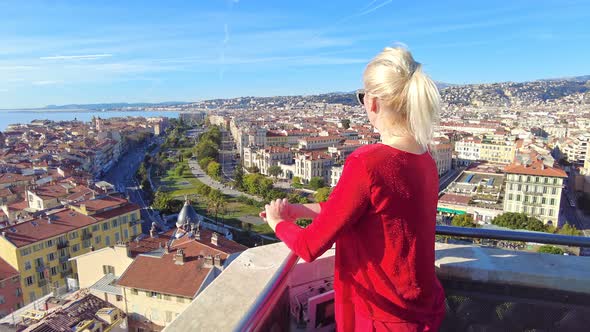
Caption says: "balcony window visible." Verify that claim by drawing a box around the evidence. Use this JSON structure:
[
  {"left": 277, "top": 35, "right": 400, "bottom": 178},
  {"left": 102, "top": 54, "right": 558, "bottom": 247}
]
[
  {"left": 25, "top": 276, "right": 33, "bottom": 286},
  {"left": 24, "top": 261, "right": 31, "bottom": 271}
]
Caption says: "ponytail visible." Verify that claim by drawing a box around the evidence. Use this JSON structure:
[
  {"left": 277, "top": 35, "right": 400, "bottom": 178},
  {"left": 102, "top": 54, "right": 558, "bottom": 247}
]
[
  {"left": 406, "top": 64, "right": 440, "bottom": 149},
  {"left": 363, "top": 46, "right": 440, "bottom": 149}
]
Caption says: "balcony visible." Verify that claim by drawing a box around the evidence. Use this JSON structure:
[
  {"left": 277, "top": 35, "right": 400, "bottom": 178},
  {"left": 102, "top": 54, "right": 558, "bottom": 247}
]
[
  {"left": 57, "top": 241, "right": 69, "bottom": 249},
  {"left": 60, "top": 269, "right": 72, "bottom": 278},
  {"left": 35, "top": 264, "right": 45, "bottom": 273},
  {"left": 81, "top": 232, "right": 92, "bottom": 240},
  {"left": 163, "top": 226, "right": 590, "bottom": 331},
  {"left": 59, "top": 255, "right": 70, "bottom": 263}
]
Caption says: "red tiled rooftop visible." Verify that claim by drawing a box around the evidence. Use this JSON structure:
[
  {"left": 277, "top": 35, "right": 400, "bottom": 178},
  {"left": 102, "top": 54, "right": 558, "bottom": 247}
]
[
  {"left": 0, "top": 257, "right": 18, "bottom": 281},
  {"left": 504, "top": 162, "right": 567, "bottom": 178},
  {"left": 118, "top": 229, "right": 246, "bottom": 297}
]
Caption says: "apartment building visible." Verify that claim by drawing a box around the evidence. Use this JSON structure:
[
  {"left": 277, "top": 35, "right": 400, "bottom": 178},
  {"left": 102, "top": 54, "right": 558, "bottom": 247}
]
[
  {"left": 0, "top": 257, "right": 22, "bottom": 317},
  {"left": 0, "top": 195, "right": 140, "bottom": 304},
  {"left": 294, "top": 151, "right": 334, "bottom": 183},
  {"left": 298, "top": 136, "right": 343, "bottom": 150},
  {"left": 117, "top": 228, "right": 246, "bottom": 332},
  {"left": 455, "top": 136, "right": 517, "bottom": 165},
  {"left": 431, "top": 136, "right": 453, "bottom": 176},
  {"left": 558, "top": 133, "right": 590, "bottom": 165},
  {"left": 330, "top": 166, "right": 343, "bottom": 187},
  {"left": 266, "top": 131, "right": 288, "bottom": 147},
  {"left": 503, "top": 155, "right": 567, "bottom": 225}
]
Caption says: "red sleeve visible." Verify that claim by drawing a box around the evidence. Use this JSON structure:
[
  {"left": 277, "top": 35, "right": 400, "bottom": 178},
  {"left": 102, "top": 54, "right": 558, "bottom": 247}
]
[{"left": 275, "top": 155, "right": 371, "bottom": 262}]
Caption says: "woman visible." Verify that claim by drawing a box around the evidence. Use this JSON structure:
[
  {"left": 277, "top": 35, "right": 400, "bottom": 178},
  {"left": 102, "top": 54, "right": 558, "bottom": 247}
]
[{"left": 262, "top": 46, "right": 445, "bottom": 331}]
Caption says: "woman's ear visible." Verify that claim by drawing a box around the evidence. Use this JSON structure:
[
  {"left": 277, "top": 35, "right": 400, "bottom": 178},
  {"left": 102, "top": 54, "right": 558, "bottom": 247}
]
[{"left": 370, "top": 96, "right": 379, "bottom": 114}]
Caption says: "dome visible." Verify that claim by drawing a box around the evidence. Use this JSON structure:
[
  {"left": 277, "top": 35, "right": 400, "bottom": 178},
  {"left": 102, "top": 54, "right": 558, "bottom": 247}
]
[{"left": 176, "top": 198, "right": 199, "bottom": 228}]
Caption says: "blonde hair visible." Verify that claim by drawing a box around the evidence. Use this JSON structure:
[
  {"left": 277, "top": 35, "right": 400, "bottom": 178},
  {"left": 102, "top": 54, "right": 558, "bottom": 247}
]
[{"left": 363, "top": 46, "right": 440, "bottom": 148}]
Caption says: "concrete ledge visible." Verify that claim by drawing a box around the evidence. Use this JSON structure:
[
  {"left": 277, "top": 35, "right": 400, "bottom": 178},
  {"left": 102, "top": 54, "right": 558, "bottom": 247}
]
[
  {"left": 435, "top": 243, "right": 590, "bottom": 294},
  {"left": 163, "top": 242, "right": 291, "bottom": 331}
]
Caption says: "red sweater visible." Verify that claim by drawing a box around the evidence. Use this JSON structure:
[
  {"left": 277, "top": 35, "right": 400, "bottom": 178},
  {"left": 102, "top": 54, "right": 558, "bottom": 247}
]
[{"left": 276, "top": 144, "right": 445, "bottom": 326}]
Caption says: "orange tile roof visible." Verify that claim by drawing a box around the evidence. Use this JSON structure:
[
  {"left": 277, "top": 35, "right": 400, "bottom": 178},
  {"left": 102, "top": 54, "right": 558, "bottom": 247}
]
[
  {"left": 0, "top": 200, "right": 139, "bottom": 248},
  {"left": 504, "top": 162, "right": 567, "bottom": 178},
  {"left": 0, "top": 257, "right": 18, "bottom": 281},
  {"left": 117, "top": 229, "right": 246, "bottom": 297}
]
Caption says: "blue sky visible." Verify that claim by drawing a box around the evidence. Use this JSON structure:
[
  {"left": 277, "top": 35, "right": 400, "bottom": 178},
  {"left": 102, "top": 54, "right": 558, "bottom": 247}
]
[{"left": 1, "top": 0, "right": 589, "bottom": 108}]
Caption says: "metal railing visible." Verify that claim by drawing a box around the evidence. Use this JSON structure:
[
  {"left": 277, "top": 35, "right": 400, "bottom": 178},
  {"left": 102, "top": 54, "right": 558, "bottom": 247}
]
[
  {"left": 435, "top": 225, "right": 590, "bottom": 248},
  {"left": 237, "top": 226, "right": 590, "bottom": 331}
]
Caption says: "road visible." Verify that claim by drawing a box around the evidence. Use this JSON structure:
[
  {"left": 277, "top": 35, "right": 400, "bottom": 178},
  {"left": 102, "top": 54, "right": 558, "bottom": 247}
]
[
  {"left": 219, "top": 130, "right": 238, "bottom": 181},
  {"left": 102, "top": 136, "right": 166, "bottom": 233},
  {"left": 559, "top": 190, "right": 590, "bottom": 237},
  {"left": 439, "top": 168, "right": 463, "bottom": 193}
]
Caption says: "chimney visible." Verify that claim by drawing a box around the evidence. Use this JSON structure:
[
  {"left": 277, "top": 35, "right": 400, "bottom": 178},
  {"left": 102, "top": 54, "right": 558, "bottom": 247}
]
[
  {"left": 195, "top": 230, "right": 200, "bottom": 241},
  {"left": 47, "top": 216, "right": 52, "bottom": 224},
  {"left": 149, "top": 223, "right": 157, "bottom": 238},
  {"left": 211, "top": 232, "right": 219, "bottom": 246},
  {"left": 204, "top": 255, "right": 213, "bottom": 268},
  {"left": 115, "top": 242, "right": 131, "bottom": 257},
  {"left": 213, "top": 254, "right": 222, "bottom": 268},
  {"left": 1, "top": 231, "right": 5, "bottom": 237},
  {"left": 174, "top": 249, "right": 185, "bottom": 265}
]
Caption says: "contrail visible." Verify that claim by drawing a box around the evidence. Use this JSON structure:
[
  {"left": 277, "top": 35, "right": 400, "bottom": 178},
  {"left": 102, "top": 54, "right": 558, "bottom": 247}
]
[{"left": 358, "top": 0, "right": 393, "bottom": 17}]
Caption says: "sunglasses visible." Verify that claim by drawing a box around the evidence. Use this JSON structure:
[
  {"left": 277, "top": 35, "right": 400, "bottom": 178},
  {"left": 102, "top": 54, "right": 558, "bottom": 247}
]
[{"left": 356, "top": 89, "right": 365, "bottom": 106}]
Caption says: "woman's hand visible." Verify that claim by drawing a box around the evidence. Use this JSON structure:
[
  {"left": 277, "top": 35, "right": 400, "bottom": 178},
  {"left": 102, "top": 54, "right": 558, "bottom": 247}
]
[{"left": 261, "top": 198, "right": 290, "bottom": 232}]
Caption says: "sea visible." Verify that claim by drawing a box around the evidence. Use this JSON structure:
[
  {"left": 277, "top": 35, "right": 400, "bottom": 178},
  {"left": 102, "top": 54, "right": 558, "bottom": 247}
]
[{"left": 0, "top": 109, "right": 179, "bottom": 131}]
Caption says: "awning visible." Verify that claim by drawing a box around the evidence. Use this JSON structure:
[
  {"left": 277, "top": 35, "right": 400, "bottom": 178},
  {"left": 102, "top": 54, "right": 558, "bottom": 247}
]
[{"left": 437, "top": 207, "right": 466, "bottom": 215}]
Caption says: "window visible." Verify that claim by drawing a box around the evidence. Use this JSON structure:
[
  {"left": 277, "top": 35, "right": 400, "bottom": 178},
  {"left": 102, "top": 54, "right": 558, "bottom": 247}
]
[
  {"left": 508, "top": 194, "right": 513, "bottom": 200},
  {"left": 15, "top": 288, "right": 22, "bottom": 296},
  {"left": 102, "top": 223, "right": 109, "bottom": 231},
  {"left": 549, "top": 209, "right": 553, "bottom": 216},
  {"left": 149, "top": 291, "right": 161, "bottom": 299},
  {"left": 50, "top": 267, "right": 58, "bottom": 276},
  {"left": 92, "top": 225, "right": 99, "bottom": 232},
  {"left": 25, "top": 276, "right": 34, "bottom": 286},
  {"left": 105, "top": 236, "right": 111, "bottom": 246},
  {"left": 103, "top": 265, "right": 115, "bottom": 275},
  {"left": 0, "top": 296, "right": 5, "bottom": 304},
  {"left": 34, "top": 257, "right": 44, "bottom": 267},
  {"left": 552, "top": 187, "right": 557, "bottom": 195},
  {"left": 542, "top": 197, "right": 546, "bottom": 204},
  {"left": 517, "top": 184, "right": 522, "bottom": 190},
  {"left": 130, "top": 288, "right": 138, "bottom": 295},
  {"left": 111, "top": 219, "right": 118, "bottom": 227},
  {"left": 543, "top": 186, "right": 548, "bottom": 194},
  {"left": 524, "top": 196, "right": 529, "bottom": 203},
  {"left": 83, "top": 239, "right": 91, "bottom": 248},
  {"left": 24, "top": 261, "right": 31, "bottom": 271},
  {"left": 550, "top": 198, "right": 555, "bottom": 205},
  {"left": 38, "top": 271, "right": 45, "bottom": 280},
  {"left": 163, "top": 294, "right": 171, "bottom": 301},
  {"left": 151, "top": 309, "right": 160, "bottom": 321},
  {"left": 20, "top": 248, "right": 31, "bottom": 256},
  {"left": 544, "top": 177, "right": 548, "bottom": 183},
  {"left": 69, "top": 231, "right": 78, "bottom": 240},
  {"left": 46, "top": 239, "right": 54, "bottom": 247},
  {"left": 47, "top": 253, "right": 55, "bottom": 261},
  {"left": 95, "top": 235, "right": 101, "bottom": 244},
  {"left": 115, "top": 232, "right": 120, "bottom": 242},
  {"left": 71, "top": 244, "right": 80, "bottom": 252},
  {"left": 176, "top": 297, "right": 185, "bottom": 303}
]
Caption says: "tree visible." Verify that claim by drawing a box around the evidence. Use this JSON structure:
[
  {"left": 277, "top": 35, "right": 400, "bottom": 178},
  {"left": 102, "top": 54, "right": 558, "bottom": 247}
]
[
  {"left": 233, "top": 163, "right": 245, "bottom": 190},
  {"left": 182, "top": 149, "right": 193, "bottom": 159},
  {"left": 207, "top": 189, "right": 227, "bottom": 225},
  {"left": 341, "top": 119, "right": 351, "bottom": 129},
  {"left": 451, "top": 214, "right": 476, "bottom": 228},
  {"left": 199, "top": 156, "right": 215, "bottom": 170},
  {"left": 247, "top": 165, "right": 260, "bottom": 174},
  {"left": 207, "top": 161, "right": 222, "bottom": 180},
  {"left": 537, "top": 245, "right": 565, "bottom": 255},
  {"left": 492, "top": 212, "right": 550, "bottom": 232},
  {"left": 314, "top": 187, "right": 332, "bottom": 203},
  {"left": 292, "top": 176, "right": 302, "bottom": 188},
  {"left": 152, "top": 190, "right": 173, "bottom": 214},
  {"left": 557, "top": 223, "right": 583, "bottom": 236},
  {"left": 296, "top": 219, "right": 312, "bottom": 228},
  {"left": 288, "top": 192, "right": 309, "bottom": 204},
  {"left": 309, "top": 177, "right": 325, "bottom": 190},
  {"left": 201, "top": 126, "right": 222, "bottom": 146},
  {"left": 267, "top": 165, "right": 282, "bottom": 179},
  {"left": 195, "top": 139, "right": 219, "bottom": 161},
  {"left": 136, "top": 163, "right": 148, "bottom": 181}
]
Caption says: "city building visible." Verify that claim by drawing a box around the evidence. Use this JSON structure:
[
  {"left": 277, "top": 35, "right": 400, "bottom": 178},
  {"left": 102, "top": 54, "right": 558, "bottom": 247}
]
[
  {"left": 294, "top": 151, "right": 334, "bottom": 184},
  {"left": 431, "top": 136, "right": 453, "bottom": 176},
  {"left": 0, "top": 257, "right": 22, "bottom": 317},
  {"left": 117, "top": 206, "right": 247, "bottom": 332},
  {"left": 503, "top": 153, "right": 567, "bottom": 225},
  {"left": 0, "top": 195, "right": 140, "bottom": 304}
]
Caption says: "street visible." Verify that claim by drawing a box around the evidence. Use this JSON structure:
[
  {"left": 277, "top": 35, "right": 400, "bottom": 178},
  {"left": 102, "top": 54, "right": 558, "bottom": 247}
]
[
  {"left": 102, "top": 136, "right": 165, "bottom": 233},
  {"left": 559, "top": 190, "right": 590, "bottom": 236}
]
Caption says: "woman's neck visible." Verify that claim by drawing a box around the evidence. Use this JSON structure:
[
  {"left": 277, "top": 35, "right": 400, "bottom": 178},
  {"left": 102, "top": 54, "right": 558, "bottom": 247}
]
[{"left": 378, "top": 128, "right": 426, "bottom": 154}]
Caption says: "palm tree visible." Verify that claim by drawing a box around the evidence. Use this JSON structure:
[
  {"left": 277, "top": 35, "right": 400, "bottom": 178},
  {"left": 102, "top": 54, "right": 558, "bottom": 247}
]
[{"left": 206, "top": 189, "right": 227, "bottom": 227}]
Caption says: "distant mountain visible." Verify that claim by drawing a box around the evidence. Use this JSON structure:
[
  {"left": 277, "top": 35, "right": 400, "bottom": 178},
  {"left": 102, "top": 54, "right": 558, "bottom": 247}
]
[{"left": 42, "top": 101, "right": 188, "bottom": 110}]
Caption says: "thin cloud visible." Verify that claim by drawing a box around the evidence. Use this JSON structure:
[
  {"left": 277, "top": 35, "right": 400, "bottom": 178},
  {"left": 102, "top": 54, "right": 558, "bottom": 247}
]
[
  {"left": 39, "top": 54, "right": 113, "bottom": 60},
  {"left": 357, "top": 0, "right": 393, "bottom": 16},
  {"left": 32, "top": 80, "right": 63, "bottom": 85}
]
